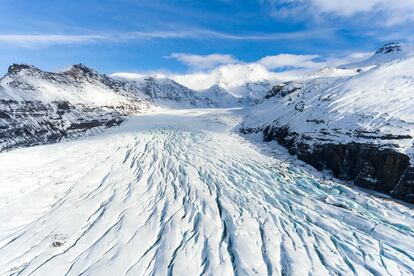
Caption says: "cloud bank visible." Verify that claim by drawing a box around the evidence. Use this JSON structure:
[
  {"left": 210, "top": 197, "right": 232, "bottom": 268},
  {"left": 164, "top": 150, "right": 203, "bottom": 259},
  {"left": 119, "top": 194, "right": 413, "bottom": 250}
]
[
  {"left": 0, "top": 28, "right": 330, "bottom": 48},
  {"left": 113, "top": 51, "right": 372, "bottom": 92},
  {"left": 166, "top": 53, "right": 239, "bottom": 70},
  {"left": 265, "top": 0, "right": 414, "bottom": 25}
]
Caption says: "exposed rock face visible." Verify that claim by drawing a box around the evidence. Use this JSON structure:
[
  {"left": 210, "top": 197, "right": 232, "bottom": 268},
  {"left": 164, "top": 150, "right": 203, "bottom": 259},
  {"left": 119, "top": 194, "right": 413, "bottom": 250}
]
[
  {"left": 0, "top": 99, "right": 122, "bottom": 152},
  {"left": 375, "top": 42, "right": 402, "bottom": 54},
  {"left": 1, "top": 63, "right": 153, "bottom": 115},
  {"left": 129, "top": 76, "right": 216, "bottom": 108},
  {"left": 263, "top": 125, "right": 414, "bottom": 203},
  {"left": 0, "top": 63, "right": 157, "bottom": 152},
  {"left": 241, "top": 43, "right": 414, "bottom": 204},
  {"left": 7, "top": 64, "right": 35, "bottom": 75}
]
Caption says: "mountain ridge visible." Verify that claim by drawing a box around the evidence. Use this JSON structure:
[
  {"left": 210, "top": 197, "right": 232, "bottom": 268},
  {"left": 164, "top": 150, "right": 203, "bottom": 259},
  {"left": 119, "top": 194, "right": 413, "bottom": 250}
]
[{"left": 242, "top": 43, "right": 414, "bottom": 203}]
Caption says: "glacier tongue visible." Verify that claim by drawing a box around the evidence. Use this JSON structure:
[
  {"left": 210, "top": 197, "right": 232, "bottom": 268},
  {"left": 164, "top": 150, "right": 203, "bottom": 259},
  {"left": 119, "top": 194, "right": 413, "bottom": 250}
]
[{"left": 0, "top": 109, "right": 413, "bottom": 275}]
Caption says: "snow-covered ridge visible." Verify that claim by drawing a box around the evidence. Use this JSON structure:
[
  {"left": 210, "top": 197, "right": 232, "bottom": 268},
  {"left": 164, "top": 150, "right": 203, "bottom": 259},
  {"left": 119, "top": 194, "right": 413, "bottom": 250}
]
[
  {"left": 209, "top": 63, "right": 276, "bottom": 99},
  {"left": 340, "top": 42, "right": 408, "bottom": 70},
  {"left": 1, "top": 63, "right": 153, "bottom": 114},
  {"left": 242, "top": 43, "right": 414, "bottom": 202},
  {"left": 112, "top": 63, "right": 277, "bottom": 101},
  {"left": 0, "top": 63, "right": 248, "bottom": 151},
  {"left": 116, "top": 75, "right": 215, "bottom": 108},
  {"left": 111, "top": 71, "right": 264, "bottom": 107},
  {"left": 0, "top": 99, "right": 123, "bottom": 152},
  {"left": 246, "top": 50, "right": 414, "bottom": 154},
  {"left": 0, "top": 63, "right": 158, "bottom": 151}
]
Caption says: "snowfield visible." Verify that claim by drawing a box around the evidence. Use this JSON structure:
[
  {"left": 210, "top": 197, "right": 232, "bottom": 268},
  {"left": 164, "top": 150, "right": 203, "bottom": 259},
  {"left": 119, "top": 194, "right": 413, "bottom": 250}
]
[
  {"left": 244, "top": 48, "right": 414, "bottom": 159},
  {"left": 0, "top": 109, "right": 413, "bottom": 275}
]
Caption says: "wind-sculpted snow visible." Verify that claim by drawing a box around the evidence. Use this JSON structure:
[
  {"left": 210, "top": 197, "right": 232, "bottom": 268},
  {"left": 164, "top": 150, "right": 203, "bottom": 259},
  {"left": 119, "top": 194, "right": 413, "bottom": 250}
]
[{"left": 0, "top": 109, "right": 413, "bottom": 275}]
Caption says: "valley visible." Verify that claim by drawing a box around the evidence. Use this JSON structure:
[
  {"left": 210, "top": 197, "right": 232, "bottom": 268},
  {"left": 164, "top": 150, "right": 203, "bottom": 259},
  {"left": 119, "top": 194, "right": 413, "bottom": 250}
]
[{"left": 1, "top": 109, "right": 413, "bottom": 275}]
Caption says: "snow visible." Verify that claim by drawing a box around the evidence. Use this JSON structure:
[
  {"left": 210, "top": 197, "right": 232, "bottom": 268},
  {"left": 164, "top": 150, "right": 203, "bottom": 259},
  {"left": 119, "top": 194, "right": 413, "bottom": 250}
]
[
  {"left": 0, "top": 108, "right": 413, "bottom": 275},
  {"left": 244, "top": 50, "right": 414, "bottom": 158},
  {"left": 120, "top": 76, "right": 214, "bottom": 108},
  {"left": 340, "top": 42, "right": 407, "bottom": 70},
  {"left": 198, "top": 85, "right": 240, "bottom": 107},
  {"left": 112, "top": 63, "right": 278, "bottom": 100},
  {"left": 0, "top": 65, "right": 153, "bottom": 113}
]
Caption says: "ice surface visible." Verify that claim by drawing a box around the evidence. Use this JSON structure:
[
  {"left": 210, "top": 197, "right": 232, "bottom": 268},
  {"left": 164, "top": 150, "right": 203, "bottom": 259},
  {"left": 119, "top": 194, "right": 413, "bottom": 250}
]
[{"left": 0, "top": 109, "right": 413, "bottom": 275}]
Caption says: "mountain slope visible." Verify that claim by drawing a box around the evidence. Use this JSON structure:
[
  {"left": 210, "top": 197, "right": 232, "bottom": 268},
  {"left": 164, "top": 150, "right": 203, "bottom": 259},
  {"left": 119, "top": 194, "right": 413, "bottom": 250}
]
[
  {"left": 0, "top": 64, "right": 155, "bottom": 151},
  {"left": 242, "top": 44, "right": 414, "bottom": 202},
  {"left": 126, "top": 76, "right": 215, "bottom": 108},
  {"left": 201, "top": 63, "right": 276, "bottom": 99},
  {"left": 1, "top": 64, "right": 153, "bottom": 113},
  {"left": 198, "top": 84, "right": 241, "bottom": 107},
  {"left": 340, "top": 42, "right": 406, "bottom": 69}
]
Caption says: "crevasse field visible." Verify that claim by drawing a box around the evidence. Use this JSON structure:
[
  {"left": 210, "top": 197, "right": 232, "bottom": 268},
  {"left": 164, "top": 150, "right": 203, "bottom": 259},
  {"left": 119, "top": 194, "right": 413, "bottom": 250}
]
[{"left": 0, "top": 109, "right": 413, "bottom": 275}]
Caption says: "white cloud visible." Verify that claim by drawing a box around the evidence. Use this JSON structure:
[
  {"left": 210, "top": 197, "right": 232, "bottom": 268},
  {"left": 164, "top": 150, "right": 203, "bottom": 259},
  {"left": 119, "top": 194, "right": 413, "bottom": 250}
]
[
  {"left": 312, "top": 0, "right": 414, "bottom": 19},
  {"left": 0, "top": 34, "right": 107, "bottom": 47},
  {"left": 166, "top": 53, "right": 238, "bottom": 70},
  {"left": 112, "top": 51, "right": 372, "bottom": 93},
  {"left": 0, "top": 28, "right": 332, "bottom": 48},
  {"left": 174, "top": 51, "right": 373, "bottom": 89},
  {"left": 266, "top": 0, "right": 414, "bottom": 25},
  {"left": 257, "top": 54, "right": 321, "bottom": 70},
  {"left": 169, "top": 63, "right": 281, "bottom": 91}
]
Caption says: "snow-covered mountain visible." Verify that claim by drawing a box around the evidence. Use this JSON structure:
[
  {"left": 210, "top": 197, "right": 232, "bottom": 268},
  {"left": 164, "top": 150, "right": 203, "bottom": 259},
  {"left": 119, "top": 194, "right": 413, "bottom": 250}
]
[
  {"left": 1, "top": 64, "right": 153, "bottom": 113},
  {"left": 115, "top": 75, "right": 215, "bottom": 108},
  {"left": 211, "top": 64, "right": 276, "bottom": 99},
  {"left": 0, "top": 99, "right": 123, "bottom": 152},
  {"left": 242, "top": 43, "right": 414, "bottom": 202},
  {"left": 1, "top": 63, "right": 261, "bottom": 152},
  {"left": 340, "top": 42, "right": 406, "bottom": 69},
  {"left": 198, "top": 84, "right": 241, "bottom": 107},
  {"left": 0, "top": 64, "right": 224, "bottom": 151},
  {"left": 0, "top": 64, "right": 154, "bottom": 151},
  {"left": 166, "top": 63, "right": 278, "bottom": 99},
  {"left": 112, "top": 64, "right": 276, "bottom": 104},
  {"left": 2, "top": 45, "right": 414, "bottom": 275}
]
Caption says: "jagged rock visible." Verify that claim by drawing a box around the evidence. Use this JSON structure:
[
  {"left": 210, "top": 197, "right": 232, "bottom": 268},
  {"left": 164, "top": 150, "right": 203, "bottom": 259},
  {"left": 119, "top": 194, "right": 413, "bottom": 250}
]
[
  {"left": 263, "top": 125, "right": 414, "bottom": 203},
  {"left": 0, "top": 99, "right": 123, "bottom": 152},
  {"left": 375, "top": 42, "right": 402, "bottom": 54},
  {"left": 243, "top": 42, "right": 414, "bottom": 203},
  {"left": 392, "top": 167, "right": 414, "bottom": 202},
  {"left": 7, "top": 64, "right": 34, "bottom": 75}
]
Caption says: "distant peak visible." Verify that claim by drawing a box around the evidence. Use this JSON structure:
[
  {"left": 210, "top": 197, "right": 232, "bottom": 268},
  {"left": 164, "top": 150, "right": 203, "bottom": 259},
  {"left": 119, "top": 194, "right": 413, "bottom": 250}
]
[
  {"left": 209, "top": 84, "right": 225, "bottom": 90},
  {"left": 375, "top": 42, "right": 402, "bottom": 55},
  {"left": 67, "top": 63, "right": 96, "bottom": 74},
  {"left": 7, "top": 64, "right": 38, "bottom": 75},
  {"left": 63, "top": 63, "right": 100, "bottom": 79}
]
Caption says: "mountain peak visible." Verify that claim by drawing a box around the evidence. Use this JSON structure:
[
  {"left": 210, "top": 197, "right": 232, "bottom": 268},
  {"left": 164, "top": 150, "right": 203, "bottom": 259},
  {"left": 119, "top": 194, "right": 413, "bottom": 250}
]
[
  {"left": 7, "top": 64, "right": 39, "bottom": 75},
  {"left": 208, "top": 84, "right": 226, "bottom": 91},
  {"left": 63, "top": 63, "right": 100, "bottom": 79},
  {"left": 339, "top": 42, "right": 406, "bottom": 70},
  {"left": 66, "top": 63, "right": 98, "bottom": 75},
  {"left": 375, "top": 42, "right": 402, "bottom": 55}
]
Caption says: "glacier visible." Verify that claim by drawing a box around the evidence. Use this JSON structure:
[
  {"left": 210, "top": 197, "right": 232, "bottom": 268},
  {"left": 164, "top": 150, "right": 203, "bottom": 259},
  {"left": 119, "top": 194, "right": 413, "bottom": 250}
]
[{"left": 0, "top": 109, "right": 413, "bottom": 275}]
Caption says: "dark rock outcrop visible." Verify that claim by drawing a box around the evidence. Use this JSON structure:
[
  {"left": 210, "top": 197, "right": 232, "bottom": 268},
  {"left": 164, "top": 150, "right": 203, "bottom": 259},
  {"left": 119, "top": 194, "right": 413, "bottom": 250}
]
[
  {"left": 375, "top": 42, "right": 402, "bottom": 54},
  {"left": 0, "top": 100, "right": 123, "bottom": 152},
  {"left": 7, "top": 64, "right": 35, "bottom": 75},
  {"left": 263, "top": 125, "right": 414, "bottom": 203}
]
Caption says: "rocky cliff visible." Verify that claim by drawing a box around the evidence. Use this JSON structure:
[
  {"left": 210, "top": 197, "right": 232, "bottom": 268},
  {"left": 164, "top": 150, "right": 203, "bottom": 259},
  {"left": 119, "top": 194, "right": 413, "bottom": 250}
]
[
  {"left": 242, "top": 43, "right": 414, "bottom": 203},
  {"left": 0, "top": 99, "right": 123, "bottom": 152},
  {"left": 262, "top": 125, "right": 414, "bottom": 203}
]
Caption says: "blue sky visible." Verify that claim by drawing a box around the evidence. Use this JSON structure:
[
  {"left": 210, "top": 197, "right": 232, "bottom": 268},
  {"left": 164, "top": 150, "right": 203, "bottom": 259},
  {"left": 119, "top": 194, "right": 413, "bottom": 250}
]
[{"left": 0, "top": 0, "right": 413, "bottom": 76}]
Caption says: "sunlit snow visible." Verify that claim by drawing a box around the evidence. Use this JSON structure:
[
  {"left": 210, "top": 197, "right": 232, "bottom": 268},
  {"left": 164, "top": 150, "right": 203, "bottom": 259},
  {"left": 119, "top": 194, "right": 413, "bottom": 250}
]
[{"left": 0, "top": 109, "right": 413, "bottom": 275}]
